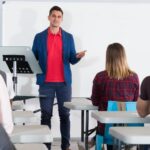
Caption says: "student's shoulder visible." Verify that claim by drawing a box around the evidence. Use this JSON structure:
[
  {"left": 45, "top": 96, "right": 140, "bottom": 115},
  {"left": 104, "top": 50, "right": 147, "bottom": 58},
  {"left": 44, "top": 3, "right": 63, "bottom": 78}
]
[
  {"left": 131, "top": 72, "right": 138, "bottom": 78},
  {"left": 143, "top": 76, "right": 150, "bottom": 81},
  {"left": 128, "top": 72, "right": 139, "bottom": 83},
  {"left": 93, "top": 71, "right": 107, "bottom": 83},
  {"left": 97, "top": 70, "right": 107, "bottom": 76},
  {"left": 95, "top": 70, "right": 107, "bottom": 79},
  {"left": 142, "top": 76, "right": 150, "bottom": 85}
]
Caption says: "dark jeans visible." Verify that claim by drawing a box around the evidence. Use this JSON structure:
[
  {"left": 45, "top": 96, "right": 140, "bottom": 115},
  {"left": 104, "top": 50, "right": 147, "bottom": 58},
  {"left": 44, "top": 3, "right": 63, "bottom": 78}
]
[
  {"left": 39, "top": 82, "right": 71, "bottom": 150},
  {"left": 140, "top": 145, "right": 150, "bottom": 150}
]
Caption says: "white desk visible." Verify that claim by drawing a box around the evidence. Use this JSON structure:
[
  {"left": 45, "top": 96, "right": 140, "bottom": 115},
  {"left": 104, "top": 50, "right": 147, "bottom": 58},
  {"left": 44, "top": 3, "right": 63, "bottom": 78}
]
[
  {"left": 64, "top": 99, "right": 98, "bottom": 110},
  {"left": 13, "top": 111, "right": 38, "bottom": 124},
  {"left": 15, "top": 144, "right": 47, "bottom": 150},
  {"left": 110, "top": 127, "right": 150, "bottom": 144},
  {"left": 91, "top": 111, "right": 150, "bottom": 124},
  {"left": 11, "top": 125, "right": 53, "bottom": 144},
  {"left": 110, "top": 127, "right": 150, "bottom": 150},
  {"left": 64, "top": 98, "right": 98, "bottom": 150},
  {"left": 92, "top": 111, "right": 150, "bottom": 150}
]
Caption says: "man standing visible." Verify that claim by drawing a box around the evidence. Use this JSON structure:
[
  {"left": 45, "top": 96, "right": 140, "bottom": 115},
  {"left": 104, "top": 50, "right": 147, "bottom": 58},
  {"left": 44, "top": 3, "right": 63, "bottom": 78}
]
[{"left": 32, "top": 6, "right": 85, "bottom": 150}]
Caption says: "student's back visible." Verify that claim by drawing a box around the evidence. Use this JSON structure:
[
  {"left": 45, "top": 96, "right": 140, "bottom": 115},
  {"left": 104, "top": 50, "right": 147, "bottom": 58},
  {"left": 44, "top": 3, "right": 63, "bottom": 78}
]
[
  {"left": 91, "top": 43, "right": 139, "bottom": 150},
  {"left": 92, "top": 70, "right": 139, "bottom": 111}
]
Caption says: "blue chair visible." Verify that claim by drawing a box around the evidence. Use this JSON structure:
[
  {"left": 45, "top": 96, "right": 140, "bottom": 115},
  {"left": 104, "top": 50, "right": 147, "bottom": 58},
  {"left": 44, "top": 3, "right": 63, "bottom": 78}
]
[
  {"left": 95, "top": 101, "right": 143, "bottom": 150},
  {"left": 125, "top": 102, "right": 144, "bottom": 127},
  {"left": 95, "top": 101, "right": 118, "bottom": 150},
  {"left": 125, "top": 101, "right": 137, "bottom": 111}
]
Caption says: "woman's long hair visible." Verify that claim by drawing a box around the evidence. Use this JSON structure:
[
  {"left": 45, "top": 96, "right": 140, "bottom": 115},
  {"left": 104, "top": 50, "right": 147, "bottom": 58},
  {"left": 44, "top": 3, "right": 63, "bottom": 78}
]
[{"left": 106, "top": 43, "right": 134, "bottom": 79}]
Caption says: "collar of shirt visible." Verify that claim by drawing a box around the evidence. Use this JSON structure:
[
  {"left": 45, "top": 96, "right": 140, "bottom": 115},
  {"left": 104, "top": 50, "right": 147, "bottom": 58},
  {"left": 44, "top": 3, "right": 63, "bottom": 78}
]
[{"left": 48, "top": 27, "right": 62, "bottom": 36}]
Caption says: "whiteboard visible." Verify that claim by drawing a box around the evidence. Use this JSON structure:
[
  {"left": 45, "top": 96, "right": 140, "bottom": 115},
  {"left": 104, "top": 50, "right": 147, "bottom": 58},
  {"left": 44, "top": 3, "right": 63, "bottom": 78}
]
[{"left": 2, "top": 1, "right": 150, "bottom": 97}]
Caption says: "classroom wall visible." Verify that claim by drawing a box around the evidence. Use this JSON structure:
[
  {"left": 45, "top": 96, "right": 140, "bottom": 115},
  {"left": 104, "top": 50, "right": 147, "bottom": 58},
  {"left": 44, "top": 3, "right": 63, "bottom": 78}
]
[
  {"left": 2, "top": 1, "right": 150, "bottom": 97},
  {"left": 1, "top": 0, "right": 150, "bottom": 138}
]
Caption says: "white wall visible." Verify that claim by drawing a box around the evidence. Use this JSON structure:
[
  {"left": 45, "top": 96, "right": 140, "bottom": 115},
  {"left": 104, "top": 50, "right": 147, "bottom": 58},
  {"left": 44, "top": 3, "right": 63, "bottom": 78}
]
[
  {"left": 2, "top": 1, "right": 150, "bottom": 97},
  {"left": 2, "top": 1, "right": 150, "bottom": 138},
  {"left": 4, "top": 0, "right": 150, "bottom": 2}
]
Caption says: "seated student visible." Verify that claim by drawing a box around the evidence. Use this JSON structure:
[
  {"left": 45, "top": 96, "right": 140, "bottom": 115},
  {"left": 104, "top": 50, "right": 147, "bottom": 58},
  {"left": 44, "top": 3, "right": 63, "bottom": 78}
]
[
  {"left": 137, "top": 76, "right": 150, "bottom": 117},
  {"left": 0, "top": 75, "right": 14, "bottom": 134},
  {"left": 136, "top": 76, "right": 150, "bottom": 150},
  {"left": 90, "top": 43, "right": 139, "bottom": 150}
]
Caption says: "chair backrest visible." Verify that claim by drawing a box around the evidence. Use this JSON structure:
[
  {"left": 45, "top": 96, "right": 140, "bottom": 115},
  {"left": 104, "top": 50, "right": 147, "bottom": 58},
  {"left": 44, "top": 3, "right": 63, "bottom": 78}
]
[
  {"left": 104, "top": 100, "right": 119, "bottom": 144},
  {"left": 107, "top": 101, "right": 118, "bottom": 111},
  {"left": 108, "top": 100, "right": 138, "bottom": 111},
  {"left": 125, "top": 101, "right": 144, "bottom": 126},
  {"left": 105, "top": 100, "right": 143, "bottom": 142},
  {"left": 125, "top": 101, "right": 136, "bottom": 111}
]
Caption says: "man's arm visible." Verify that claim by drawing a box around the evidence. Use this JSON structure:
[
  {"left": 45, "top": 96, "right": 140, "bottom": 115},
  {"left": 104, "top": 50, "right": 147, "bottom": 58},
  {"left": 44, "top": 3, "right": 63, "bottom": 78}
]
[{"left": 137, "top": 97, "right": 150, "bottom": 118}]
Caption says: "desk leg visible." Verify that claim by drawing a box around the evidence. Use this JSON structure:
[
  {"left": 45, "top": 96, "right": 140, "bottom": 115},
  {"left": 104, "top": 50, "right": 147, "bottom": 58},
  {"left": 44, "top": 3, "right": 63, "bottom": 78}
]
[
  {"left": 81, "top": 110, "right": 84, "bottom": 142},
  {"left": 85, "top": 110, "right": 89, "bottom": 150},
  {"left": 118, "top": 140, "right": 122, "bottom": 150},
  {"left": 113, "top": 138, "right": 117, "bottom": 150}
]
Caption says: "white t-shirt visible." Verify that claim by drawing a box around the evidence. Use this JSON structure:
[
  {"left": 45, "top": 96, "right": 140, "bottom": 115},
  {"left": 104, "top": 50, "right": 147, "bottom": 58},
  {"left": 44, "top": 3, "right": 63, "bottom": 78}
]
[{"left": 0, "top": 75, "right": 14, "bottom": 134}]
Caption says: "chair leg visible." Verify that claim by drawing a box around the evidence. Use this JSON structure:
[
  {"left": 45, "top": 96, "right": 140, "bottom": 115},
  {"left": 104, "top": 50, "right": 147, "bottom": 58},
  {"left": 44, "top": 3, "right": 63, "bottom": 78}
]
[{"left": 95, "top": 135, "right": 104, "bottom": 150}]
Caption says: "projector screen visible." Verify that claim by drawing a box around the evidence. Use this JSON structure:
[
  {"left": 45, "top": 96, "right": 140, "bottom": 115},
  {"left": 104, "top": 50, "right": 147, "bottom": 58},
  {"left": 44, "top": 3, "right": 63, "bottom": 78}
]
[{"left": 2, "top": 1, "right": 150, "bottom": 97}]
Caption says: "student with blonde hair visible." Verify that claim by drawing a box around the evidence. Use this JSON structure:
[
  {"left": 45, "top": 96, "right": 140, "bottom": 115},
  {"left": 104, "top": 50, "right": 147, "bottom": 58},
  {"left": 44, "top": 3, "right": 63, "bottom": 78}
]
[
  {"left": 90, "top": 43, "right": 139, "bottom": 150},
  {"left": 32, "top": 6, "right": 85, "bottom": 150}
]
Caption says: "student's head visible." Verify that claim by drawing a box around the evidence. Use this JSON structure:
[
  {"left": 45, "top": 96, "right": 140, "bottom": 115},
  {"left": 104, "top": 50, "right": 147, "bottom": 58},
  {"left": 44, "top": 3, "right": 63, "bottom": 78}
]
[
  {"left": 48, "top": 6, "right": 63, "bottom": 28},
  {"left": 106, "top": 43, "right": 133, "bottom": 79}
]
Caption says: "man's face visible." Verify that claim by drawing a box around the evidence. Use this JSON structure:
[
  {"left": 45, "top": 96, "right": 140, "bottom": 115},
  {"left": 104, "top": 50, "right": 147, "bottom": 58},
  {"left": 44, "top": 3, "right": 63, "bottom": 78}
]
[{"left": 48, "top": 10, "right": 63, "bottom": 28}]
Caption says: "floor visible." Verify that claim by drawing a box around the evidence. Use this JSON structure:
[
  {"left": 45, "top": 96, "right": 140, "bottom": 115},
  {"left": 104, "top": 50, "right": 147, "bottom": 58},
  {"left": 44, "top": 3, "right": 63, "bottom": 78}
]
[
  {"left": 51, "top": 140, "right": 95, "bottom": 150},
  {"left": 51, "top": 141, "right": 138, "bottom": 150}
]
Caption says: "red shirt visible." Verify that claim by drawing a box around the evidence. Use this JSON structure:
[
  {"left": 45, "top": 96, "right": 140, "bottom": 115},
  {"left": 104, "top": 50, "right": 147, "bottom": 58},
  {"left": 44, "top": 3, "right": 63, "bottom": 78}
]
[
  {"left": 91, "top": 70, "right": 139, "bottom": 134},
  {"left": 45, "top": 28, "right": 64, "bottom": 82}
]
